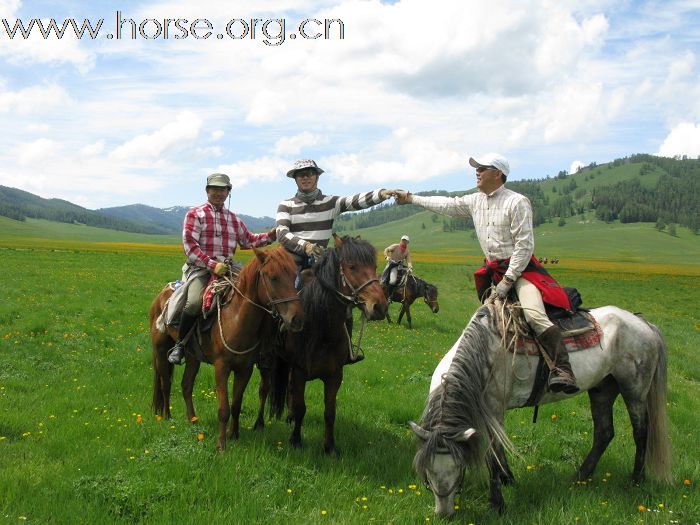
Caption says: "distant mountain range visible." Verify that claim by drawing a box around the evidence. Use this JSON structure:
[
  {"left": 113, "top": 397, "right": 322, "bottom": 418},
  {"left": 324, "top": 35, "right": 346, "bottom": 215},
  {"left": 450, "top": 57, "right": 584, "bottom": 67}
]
[{"left": 0, "top": 186, "right": 275, "bottom": 235}]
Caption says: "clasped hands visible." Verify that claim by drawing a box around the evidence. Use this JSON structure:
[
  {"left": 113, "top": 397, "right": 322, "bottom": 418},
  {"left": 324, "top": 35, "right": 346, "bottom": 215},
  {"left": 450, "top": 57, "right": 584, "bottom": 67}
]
[{"left": 380, "top": 188, "right": 412, "bottom": 204}]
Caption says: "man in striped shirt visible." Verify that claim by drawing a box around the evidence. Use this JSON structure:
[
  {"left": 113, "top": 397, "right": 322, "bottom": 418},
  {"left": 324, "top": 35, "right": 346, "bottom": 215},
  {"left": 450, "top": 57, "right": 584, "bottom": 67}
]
[
  {"left": 395, "top": 153, "right": 578, "bottom": 394},
  {"left": 276, "top": 159, "right": 397, "bottom": 364},
  {"left": 167, "top": 172, "right": 275, "bottom": 365},
  {"left": 276, "top": 159, "right": 396, "bottom": 270}
]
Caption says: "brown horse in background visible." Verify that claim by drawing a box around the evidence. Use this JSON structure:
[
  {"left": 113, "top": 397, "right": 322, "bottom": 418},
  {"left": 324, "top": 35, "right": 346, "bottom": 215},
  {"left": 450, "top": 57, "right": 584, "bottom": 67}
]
[
  {"left": 267, "top": 235, "right": 388, "bottom": 455},
  {"left": 384, "top": 271, "right": 439, "bottom": 329},
  {"left": 149, "top": 246, "right": 303, "bottom": 451}
]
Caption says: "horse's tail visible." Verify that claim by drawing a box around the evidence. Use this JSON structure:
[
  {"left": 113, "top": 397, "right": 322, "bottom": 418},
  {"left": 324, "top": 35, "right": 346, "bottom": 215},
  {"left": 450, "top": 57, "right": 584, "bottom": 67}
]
[
  {"left": 268, "top": 352, "right": 290, "bottom": 420},
  {"left": 150, "top": 293, "right": 173, "bottom": 417},
  {"left": 645, "top": 324, "right": 672, "bottom": 483}
]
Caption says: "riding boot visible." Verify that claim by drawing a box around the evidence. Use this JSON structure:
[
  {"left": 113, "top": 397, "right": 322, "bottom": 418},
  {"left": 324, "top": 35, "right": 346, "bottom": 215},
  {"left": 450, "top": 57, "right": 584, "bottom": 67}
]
[
  {"left": 167, "top": 312, "right": 198, "bottom": 365},
  {"left": 344, "top": 315, "right": 364, "bottom": 364},
  {"left": 537, "top": 325, "right": 579, "bottom": 394}
]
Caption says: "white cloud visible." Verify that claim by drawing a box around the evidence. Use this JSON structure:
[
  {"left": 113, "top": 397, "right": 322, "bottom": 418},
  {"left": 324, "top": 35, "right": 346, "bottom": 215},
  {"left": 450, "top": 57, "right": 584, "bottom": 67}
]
[
  {"left": 80, "top": 140, "right": 105, "bottom": 157},
  {"left": 109, "top": 111, "right": 203, "bottom": 162},
  {"left": 0, "top": 84, "right": 72, "bottom": 114},
  {"left": 214, "top": 157, "right": 289, "bottom": 188},
  {"left": 657, "top": 122, "right": 700, "bottom": 158},
  {"left": 274, "top": 132, "right": 324, "bottom": 156},
  {"left": 17, "top": 138, "right": 61, "bottom": 166},
  {"left": 211, "top": 130, "right": 225, "bottom": 140},
  {"left": 570, "top": 160, "right": 584, "bottom": 174}
]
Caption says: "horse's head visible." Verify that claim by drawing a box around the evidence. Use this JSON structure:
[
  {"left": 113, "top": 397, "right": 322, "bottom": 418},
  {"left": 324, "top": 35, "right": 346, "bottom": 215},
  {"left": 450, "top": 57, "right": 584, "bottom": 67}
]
[
  {"left": 410, "top": 421, "right": 476, "bottom": 518},
  {"left": 333, "top": 234, "right": 387, "bottom": 320},
  {"left": 423, "top": 283, "right": 440, "bottom": 314},
  {"left": 253, "top": 247, "right": 303, "bottom": 332}
]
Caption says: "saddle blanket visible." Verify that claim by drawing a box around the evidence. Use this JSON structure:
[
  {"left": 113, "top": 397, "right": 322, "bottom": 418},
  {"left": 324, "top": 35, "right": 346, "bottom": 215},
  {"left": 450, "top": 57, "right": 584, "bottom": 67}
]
[{"left": 513, "top": 315, "right": 603, "bottom": 355}]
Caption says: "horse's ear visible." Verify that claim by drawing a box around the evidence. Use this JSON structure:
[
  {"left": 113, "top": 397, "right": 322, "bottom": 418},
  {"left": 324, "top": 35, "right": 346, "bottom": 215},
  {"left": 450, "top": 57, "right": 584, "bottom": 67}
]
[
  {"left": 454, "top": 428, "right": 476, "bottom": 442},
  {"left": 333, "top": 233, "right": 343, "bottom": 248},
  {"left": 354, "top": 235, "right": 362, "bottom": 240},
  {"left": 253, "top": 247, "right": 267, "bottom": 265},
  {"left": 409, "top": 421, "right": 430, "bottom": 441}
]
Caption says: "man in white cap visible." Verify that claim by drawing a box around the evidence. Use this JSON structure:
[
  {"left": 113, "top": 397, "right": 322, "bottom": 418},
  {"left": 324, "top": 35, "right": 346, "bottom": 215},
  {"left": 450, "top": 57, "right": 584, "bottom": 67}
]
[
  {"left": 381, "top": 234, "right": 413, "bottom": 299},
  {"left": 167, "top": 172, "right": 276, "bottom": 365},
  {"left": 394, "top": 153, "right": 578, "bottom": 393},
  {"left": 276, "top": 159, "right": 398, "bottom": 363}
]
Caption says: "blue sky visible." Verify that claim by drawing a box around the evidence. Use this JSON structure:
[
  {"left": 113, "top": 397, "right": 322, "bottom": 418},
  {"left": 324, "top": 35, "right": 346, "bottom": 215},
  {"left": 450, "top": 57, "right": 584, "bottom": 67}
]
[{"left": 1, "top": 0, "right": 699, "bottom": 217}]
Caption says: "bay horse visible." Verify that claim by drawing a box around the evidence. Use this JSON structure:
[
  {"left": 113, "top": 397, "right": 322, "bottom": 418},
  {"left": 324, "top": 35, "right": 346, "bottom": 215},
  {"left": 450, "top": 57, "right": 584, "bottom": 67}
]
[
  {"left": 268, "top": 234, "right": 388, "bottom": 455},
  {"left": 410, "top": 302, "right": 672, "bottom": 516},
  {"left": 384, "top": 271, "right": 439, "bottom": 329},
  {"left": 149, "top": 246, "right": 303, "bottom": 451}
]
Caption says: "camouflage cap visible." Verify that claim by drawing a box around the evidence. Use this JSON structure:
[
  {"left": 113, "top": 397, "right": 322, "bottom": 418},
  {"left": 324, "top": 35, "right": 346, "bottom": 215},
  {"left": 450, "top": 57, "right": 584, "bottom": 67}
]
[
  {"left": 286, "top": 159, "right": 324, "bottom": 178},
  {"left": 206, "top": 173, "right": 232, "bottom": 189}
]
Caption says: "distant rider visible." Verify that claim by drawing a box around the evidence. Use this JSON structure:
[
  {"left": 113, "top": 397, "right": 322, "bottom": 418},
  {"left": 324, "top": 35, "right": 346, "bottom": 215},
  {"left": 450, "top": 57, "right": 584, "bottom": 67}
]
[{"left": 382, "top": 234, "right": 413, "bottom": 300}]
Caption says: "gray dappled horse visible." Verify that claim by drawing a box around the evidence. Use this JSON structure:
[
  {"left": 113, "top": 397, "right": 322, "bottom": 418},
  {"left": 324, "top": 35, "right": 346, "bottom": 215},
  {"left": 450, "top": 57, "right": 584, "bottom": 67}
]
[{"left": 410, "top": 304, "right": 672, "bottom": 517}]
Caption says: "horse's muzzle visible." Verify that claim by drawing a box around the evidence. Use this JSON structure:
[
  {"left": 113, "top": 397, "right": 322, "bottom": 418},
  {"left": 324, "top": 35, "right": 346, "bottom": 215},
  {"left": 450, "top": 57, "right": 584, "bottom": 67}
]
[{"left": 364, "top": 300, "right": 387, "bottom": 321}]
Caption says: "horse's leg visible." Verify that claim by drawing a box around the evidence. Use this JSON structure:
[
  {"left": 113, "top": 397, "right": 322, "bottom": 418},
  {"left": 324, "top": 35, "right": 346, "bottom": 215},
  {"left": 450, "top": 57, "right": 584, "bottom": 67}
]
[
  {"left": 322, "top": 371, "right": 343, "bottom": 456},
  {"left": 487, "top": 451, "right": 506, "bottom": 514},
  {"left": 405, "top": 303, "right": 413, "bottom": 329},
  {"left": 397, "top": 302, "right": 406, "bottom": 325},
  {"left": 213, "top": 360, "right": 232, "bottom": 451},
  {"left": 619, "top": 385, "right": 650, "bottom": 483},
  {"left": 181, "top": 358, "right": 201, "bottom": 422},
  {"left": 577, "top": 375, "right": 619, "bottom": 480},
  {"left": 494, "top": 442, "right": 515, "bottom": 485},
  {"left": 152, "top": 336, "right": 174, "bottom": 419},
  {"left": 228, "top": 362, "right": 254, "bottom": 440},
  {"left": 253, "top": 366, "right": 269, "bottom": 431},
  {"left": 289, "top": 368, "right": 307, "bottom": 449}
]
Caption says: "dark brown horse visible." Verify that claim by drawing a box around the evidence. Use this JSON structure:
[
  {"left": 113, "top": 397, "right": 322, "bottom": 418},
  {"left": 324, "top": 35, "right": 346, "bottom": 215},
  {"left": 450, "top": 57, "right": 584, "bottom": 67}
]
[
  {"left": 384, "top": 271, "right": 439, "bottom": 329},
  {"left": 149, "top": 246, "right": 303, "bottom": 451},
  {"left": 267, "top": 234, "right": 388, "bottom": 455}
]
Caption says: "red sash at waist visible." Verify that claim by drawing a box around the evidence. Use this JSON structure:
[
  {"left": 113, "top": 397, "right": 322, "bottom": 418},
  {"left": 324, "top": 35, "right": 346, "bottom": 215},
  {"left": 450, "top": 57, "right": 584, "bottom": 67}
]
[{"left": 474, "top": 256, "right": 571, "bottom": 311}]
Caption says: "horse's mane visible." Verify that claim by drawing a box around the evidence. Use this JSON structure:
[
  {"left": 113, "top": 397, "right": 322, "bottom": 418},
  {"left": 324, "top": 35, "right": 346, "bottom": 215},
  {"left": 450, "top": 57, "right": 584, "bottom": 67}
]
[
  {"left": 301, "top": 236, "right": 377, "bottom": 347},
  {"left": 414, "top": 306, "right": 514, "bottom": 477}
]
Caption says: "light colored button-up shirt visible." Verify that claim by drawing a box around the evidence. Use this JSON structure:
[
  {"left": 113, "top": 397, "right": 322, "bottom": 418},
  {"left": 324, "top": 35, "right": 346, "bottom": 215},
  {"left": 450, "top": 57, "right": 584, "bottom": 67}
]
[{"left": 412, "top": 185, "right": 534, "bottom": 280}]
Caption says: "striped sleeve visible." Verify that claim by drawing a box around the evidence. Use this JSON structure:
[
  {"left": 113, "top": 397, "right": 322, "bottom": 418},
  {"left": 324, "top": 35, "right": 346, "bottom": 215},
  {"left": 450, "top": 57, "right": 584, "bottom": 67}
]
[{"left": 335, "top": 189, "right": 386, "bottom": 214}]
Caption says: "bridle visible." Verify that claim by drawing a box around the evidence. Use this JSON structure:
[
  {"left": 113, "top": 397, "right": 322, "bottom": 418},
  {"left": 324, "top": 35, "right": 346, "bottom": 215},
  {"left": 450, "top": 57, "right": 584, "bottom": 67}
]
[
  {"left": 227, "top": 259, "right": 300, "bottom": 320},
  {"left": 424, "top": 448, "right": 465, "bottom": 499},
  {"left": 335, "top": 264, "right": 379, "bottom": 306},
  {"left": 215, "top": 258, "right": 299, "bottom": 355}
]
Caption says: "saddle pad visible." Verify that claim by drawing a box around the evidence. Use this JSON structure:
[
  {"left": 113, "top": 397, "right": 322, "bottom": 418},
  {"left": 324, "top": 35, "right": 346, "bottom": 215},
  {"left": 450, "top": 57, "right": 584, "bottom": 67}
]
[{"left": 513, "top": 315, "right": 603, "bottom": 356}]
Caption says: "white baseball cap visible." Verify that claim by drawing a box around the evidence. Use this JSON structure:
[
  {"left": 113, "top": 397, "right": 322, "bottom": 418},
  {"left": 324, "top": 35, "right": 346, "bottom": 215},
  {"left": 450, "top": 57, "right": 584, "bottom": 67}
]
[
  {"left": 401, "top": 235, "right": 410, "bottom": 242},
  {"left": 469, "top": 153, "right": 510, "bottom": 176}
]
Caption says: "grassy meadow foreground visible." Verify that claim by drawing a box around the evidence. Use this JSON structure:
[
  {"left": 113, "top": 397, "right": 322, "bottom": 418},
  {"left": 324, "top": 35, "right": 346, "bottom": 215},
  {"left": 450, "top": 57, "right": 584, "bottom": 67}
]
[{"left": 0, "top": 223, "right": 698, "bottom": 524}]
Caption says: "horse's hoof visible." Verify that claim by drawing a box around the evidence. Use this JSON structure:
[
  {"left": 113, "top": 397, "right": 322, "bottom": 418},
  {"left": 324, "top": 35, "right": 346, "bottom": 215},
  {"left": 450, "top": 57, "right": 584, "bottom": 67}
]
[
  {"left": 290, "top": 439, "right": 302, "bottom": 449},
  {"left": 252, "top": 421, "right": 265, "bottom": 432},
  {"left": 324, "top": 446, "right": 341, "bottom": 458}
]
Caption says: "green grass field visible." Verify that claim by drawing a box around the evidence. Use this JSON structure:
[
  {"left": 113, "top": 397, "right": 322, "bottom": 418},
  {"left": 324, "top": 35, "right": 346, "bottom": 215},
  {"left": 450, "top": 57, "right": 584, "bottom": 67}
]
[{"left": 0, "top": 217, "right": 698, "bottom": 524}]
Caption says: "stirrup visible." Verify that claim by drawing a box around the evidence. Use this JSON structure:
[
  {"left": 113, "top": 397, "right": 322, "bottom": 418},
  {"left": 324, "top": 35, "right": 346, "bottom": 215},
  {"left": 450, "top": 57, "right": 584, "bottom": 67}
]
[
  {"left": 167, "top": 343, "right": 185, "bottom": 365},
  {"left": 548, "top": 369, "right": 579, "bottom": 394}
]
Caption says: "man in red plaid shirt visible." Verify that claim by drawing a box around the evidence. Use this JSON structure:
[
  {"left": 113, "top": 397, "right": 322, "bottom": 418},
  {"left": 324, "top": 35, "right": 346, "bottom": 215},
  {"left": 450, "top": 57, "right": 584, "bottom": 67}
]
[{"left": 168, "top": 172, "right": 276, "bottom": 365}]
